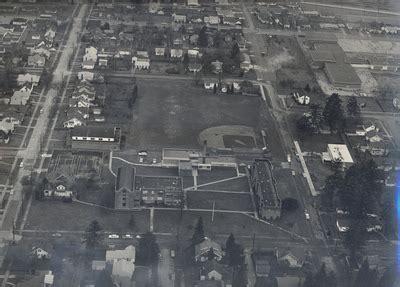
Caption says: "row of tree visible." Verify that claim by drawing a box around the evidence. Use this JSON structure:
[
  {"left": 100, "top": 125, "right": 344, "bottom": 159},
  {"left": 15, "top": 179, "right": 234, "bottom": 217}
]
[{"left": 297, "top": 93, "right": 361, "bottom": 138}]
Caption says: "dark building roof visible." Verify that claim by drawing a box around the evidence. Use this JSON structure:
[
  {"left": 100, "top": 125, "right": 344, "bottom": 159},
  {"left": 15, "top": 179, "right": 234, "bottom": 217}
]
[
  {"left": 71, "top": 126, "right": 116, "bottom": 139},
  {"left": 324, "top": 62, "right": 361, "bottom": 87},
  {"left": 115, "top": 166, "right": 135, "bottom": 192},
  {"left": 253, "top": 160, "right": 280, "bottom": 207}
]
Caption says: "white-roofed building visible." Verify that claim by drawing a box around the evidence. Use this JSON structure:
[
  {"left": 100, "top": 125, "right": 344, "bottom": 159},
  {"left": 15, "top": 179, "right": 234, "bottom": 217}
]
[
  {"left": 106, "top": 245, "right": 136, "bottom": 263},
  {"left": 44, "top": 270, "right": 54, "bottom": 286},
  {"left": 323, "top": 144, "right": 354, "bottom": 168}
]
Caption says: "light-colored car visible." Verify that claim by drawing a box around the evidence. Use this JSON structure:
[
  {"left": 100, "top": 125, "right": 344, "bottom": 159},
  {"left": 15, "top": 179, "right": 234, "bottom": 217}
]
[
  {"left": 139, "top": 157, "right": 144, "bottom": 163},
  {"left": 305, "top": 212, "right": 310, "bottom": 220},
  {"left": 170, "top": 250, "right": 175, "bottom": 258},
  {"left": 19, "top": 161, "right": 24, "bottom": 168},
  {"left": 152, "top": 158, "right": 157, "bottom": 164},
  {"left": 52, "top": 233, "right": 62, "bottom": 238},
  {"left": 136, "top": 235, "right": 142, "bottom": 239},
  {"left": 122, "top": 234, "right": 133, "bottom": 239},
  {"left": 138, "top": 151, "right": 148, "bottom": 156},
  {"left": 108, "top": 234, "right": 120, "bottom": 239}
]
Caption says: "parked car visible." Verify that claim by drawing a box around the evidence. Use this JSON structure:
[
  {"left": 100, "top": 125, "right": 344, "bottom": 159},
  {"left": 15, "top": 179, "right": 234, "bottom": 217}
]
[
  {"left": 108, "top": 234, "right": 120, "bottom": 239},
  {"left": 152, "top": 158, "right": 157, "bottom": 164},
  {"left": 52, "top": 233, "right": 62, "bottom": 238},
  {"left": 122, "top": 234, "right": 133, "bottom": 239},
  {"left": 139, "top": 157, "right": 144, "bottom": 163},
  {"left": 19, "top": 161, "right": 24, "bottom": 168},
  {"left": 170, "top": 250, "right": 175, "bottom": 258},
  {"left": 305, "top": 211, "right": 310, "bottom": 220},
  {"left": 138, "top": 151, "right": 148, "bottom": 156}
]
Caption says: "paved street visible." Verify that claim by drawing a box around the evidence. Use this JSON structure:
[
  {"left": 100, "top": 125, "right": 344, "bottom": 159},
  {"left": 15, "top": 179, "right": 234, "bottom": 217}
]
[{"left": 158, "top": 248, "right": 175, "bottom": 287}]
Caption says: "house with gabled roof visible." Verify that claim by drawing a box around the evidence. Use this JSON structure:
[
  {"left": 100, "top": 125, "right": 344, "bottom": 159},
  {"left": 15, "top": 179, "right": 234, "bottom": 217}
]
[{"left": 195, "top": 238, "right": 223, "bottom": 262}]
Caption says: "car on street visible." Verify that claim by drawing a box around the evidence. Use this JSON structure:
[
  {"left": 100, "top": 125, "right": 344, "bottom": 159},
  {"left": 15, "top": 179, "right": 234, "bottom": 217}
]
[
  {"left": 136, "top": 235, "right": 142, "bottom": 239},
  {"left": 108, "top": 234, "right": 120, "bottom": 239},
  {"left": 122, "top": 234, "right": 133, "bottom": 239},
  {"left": 170, "top": 250, "right": 175, "bottom": 258},
  {"left": 138, "top": 151, "right": 148, "bottom": 156},
  {"left": 52, "top": 233, "right": 62, "bottom": 238},
  {"left": 19, "top": 161, "right": 24, "bottom": 168},
  {"left": 305, "top": 211, "right": 310, "bottom": 220},
  {"left": 152, "top": 158, "right": 157, "bottom": 164},
  {"left": 139, "top": 157, "right": 144, "bottom": 163}
]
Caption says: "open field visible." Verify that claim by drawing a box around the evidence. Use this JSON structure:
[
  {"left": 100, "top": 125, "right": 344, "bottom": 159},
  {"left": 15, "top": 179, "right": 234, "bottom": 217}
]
[
  {"left": 187, "top": 190, "right": 254, "bottom": 212},
  {"left": 198, "top": 176, "right": 250, "bottom": 192},
  {"left": 127, "top": 78, "right": 266, "bottom": 149}
]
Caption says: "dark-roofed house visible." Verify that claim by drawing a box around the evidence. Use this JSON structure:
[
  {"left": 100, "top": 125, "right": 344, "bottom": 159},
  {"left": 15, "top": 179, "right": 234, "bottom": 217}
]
[
  {"left": 195, "top": 238, "right": 223, "bottom": 262},
  {"left": 305, "top": 32, "right": 337, "bottom": 46},
  {"left": 200, "top": 259, "right": 233, "bottom": 286},
  {"left": 253, "top": 250, "right": 278, "bottom": 278},
  {"left": 250, "top": 159, "right": 281, "bottom": 220},
  {"left": 114, "top": 166, "right": 139, "bottom": 209},
  {"left": 324, "top": 62, "right": 361, "bottom": 90},
  {"left": 70, "top": 126, "right": 121, "bottom": 151}
]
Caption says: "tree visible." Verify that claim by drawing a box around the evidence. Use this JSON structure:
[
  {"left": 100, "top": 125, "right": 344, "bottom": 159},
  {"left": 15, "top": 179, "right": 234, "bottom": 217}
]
[
  {"left": 309, "top": 104, "right": 323, "bottom": 131},
  {"left": 198, "top": 26, "right": 208, "bottom": 47},
  {"left": 296, "top": 115, "right": 316, "bottom": 140},
  {"left": 281, "top": 198, "right": 299, "bottom": 211},
  {"left": 323, "top": 94, "right": 344, "bottom": 133},
  {"left": 322, "top": 170, "right": 343, "bottom": 209},
  {"left": 225, "top": 233, "right": 244, "bottom": 267},
  {"left": 136, "top": 232, "right": 160, "bottom": 266},
  {"left": 343, "top": 219, "right": 367, "bottom": 260},
  {"left": 213, "top": 83, "right": 217, "bottom": 94},
  {"left": 230, "top": 42, "right": 240, "bottom": 59},
  {"left": 303, "top": 264, "right": 336, "bottom": 287},
  {"left": 191, "top": 217, "right": 205, "bottom": 245},
  {"left": 129, "top": 214, "right": 136, "bottom": 229},
  {"left": 183, "top": 53, "right": 189, "bottom": 67},
  {"left": 304, "top": 83, "right": 311, "bottom": 93},
  {"left": 347, "top": 96, "right": 360, "bottom": 117},
  {"left": 83, "top": 220, "right": 102, "bottom": 249},
  {"left": 95, "top": 270, "right": 114, "bottom": 287},
  {"left": 354, "top": 260, "right": 378, "bottom": 287}
]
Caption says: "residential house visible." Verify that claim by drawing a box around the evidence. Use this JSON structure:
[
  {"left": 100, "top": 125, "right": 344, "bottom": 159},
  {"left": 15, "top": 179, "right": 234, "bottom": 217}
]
[
  {"left": 28, "top": 54, "right": 46, "bottom": 67},
  {"left": 85, "top": 46, "right": 98, "bottom": 57},
  {"left": 322, "top": 144, "right": 354, "bottom": 168},
  {"left": 211, "top": 60, "right": 223, "bottom": 74},
  {"left": 32, "top": 247, "right": 50, "bottom": 259},
  {"left": 64, "top": 107, "right": 89, "bottom": 128},
  {"left": 173, "top": 13, "right": 187, "bottom": 23},
  {"left": 189, "top": 35, "right": 199, "bottom": 45},
  {"left": 366, "top": 130, "right": 383, "bottom": 143},
  {"left": 188, "top": 49, "right": 199, "bottom": 58},
  {"left": 393, "top": 97, "right": 400, "bottom": 110},
  {"left": 44, "top": 174, "right": 74, "bottom": 198},
  {"left": 278, "top": 248, "right": 306, "bottom": 268},
  {"left": 204, "top": 79, "right": 219, "bottom": 90},
  {"left": 155, "top": 47, "right": 166, "bottom": 57},
  {"left": 204, "top": 16, "right": 220, "bottom": 25},
  {"left": 106, "top": 245, "right": 136, "bottom": 263},
  {"left": 253, "top": 250, "right": 278, "bottom": 278},
  {"left": 92, "top": 260, "right": 107, "bottom": 271},
  {"left": 250, "top": 159, "right": 281, "bottom": 220},
  {"left": 200, "top": 259, "right": 233, "bottom": 287},
  {"left": 369, "top": 141, "right": 389, "bottom": 156},
  {"left": 363, "top": 121, "right": 376, "bottom": 133},
  {"left": 195, "top": 237, "right": 223, "bottom": 262},
  {"left": 132, "top": 56, "right": 150, "bottom": 70},
  {"left": 276, "top": 276, "right": 303, "bottom": 287},
  {"left": 188, "top": 63, "right": 202, "bottom": 73},
  {"left": 17, "top": 73, "right": 40, "bottom": 86},
  {"left": 82, "top": 59, "right": 96, "bottom": 70},
  {"left": 0, "top": 105, "right": 26, "bottom": 126},
  {"left": 69, "top": 96, "right": 92, "bottom": 108},
  {"left": 187, "top": 0, "right": 199, "bottom": 6},
  {"left": 10, "top": 86, "right": 32, "bottom": 106},
  {"left": 112, "top": 259, "right": 135, "bottom": 287},
  {"left": 44, "top": 271, "right": 54, "bottom": 287},
  {"left": 171, "top": 49, "right": 183, "bottom": 58},
  {"left": 240, "top": 53, "right": 251, "bottom": 71},
  {"left": 31, "top": 46, "right": 51, "bottom": 58},
  {"left": 77, "top": 71, "right": 94, "bottom": 81},
  {"left": 98, "top": 58, "right": 108, "bottom": 67},
  {"left": 44, "top": 28, "right": 56, "bottom": 42}
]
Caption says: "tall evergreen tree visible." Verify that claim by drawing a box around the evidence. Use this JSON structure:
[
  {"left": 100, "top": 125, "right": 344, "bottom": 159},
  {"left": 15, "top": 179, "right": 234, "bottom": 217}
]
[
  {"left": 136, "top": 232, "right": 160, "bottom": 266},
  {"left": 83, "top": 220, "right": 102, "bottom": 249},
  {"left": 323, "top": 93, "right": 344, "bottom": 132},
  {"left": 347, "top": 96, "right": 360, "bottom": 117},
  {"left": 191, "top": 217, "right": 205, "bottom": 245},
  {"left": 198, "top": 26, "right": 208, "bottom": 47}
]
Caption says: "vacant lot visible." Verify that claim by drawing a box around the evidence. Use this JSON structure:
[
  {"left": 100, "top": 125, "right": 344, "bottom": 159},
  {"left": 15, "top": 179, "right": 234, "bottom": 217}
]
[
  {"left": 127, "top": 78, "right": 265, "bottom": 149},
  {"left": 187, "top": 190, "right": 254, "bottom": 212}
]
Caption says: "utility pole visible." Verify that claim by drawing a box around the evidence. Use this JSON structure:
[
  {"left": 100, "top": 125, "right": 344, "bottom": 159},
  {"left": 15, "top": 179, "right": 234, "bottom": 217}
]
[
  {"left": 211, "top": 200, "right": 215, "bottom": 223},
  {"left": 252, "top": 232, "right": 256, "bottom": 252},
  {"left": 12, "top": 218, "right": 15, "bottom": 244}
]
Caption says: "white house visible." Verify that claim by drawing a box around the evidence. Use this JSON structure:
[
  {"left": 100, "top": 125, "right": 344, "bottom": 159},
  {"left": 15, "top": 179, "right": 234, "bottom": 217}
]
[
  {"left": 188, "top": 63, "right": 202, "bottom": 73},
  {"left": 92, "top": 260, "right": 107, "bottom": 271},
  {"left": 106, "top": 245, "right": 136, "bottom": 263},
  {"left": 170, "top": 49, "right": 183, "bottom": 58},
  {"left": 17, "top": 73, "right": 40, "bottom": 86},
  {"left": 77, "top": 71, "right": 94, "bottom": 81},
  {"left": 188, "top": 49, "right": 199, "bottom": 58},
  {"left": 63, "top": 118, "right": 84, "bottom": 129},
  {"left": 155, "top": 47, "right": 166, "bottom": 56},
  {"left": 28, "top": 54, "right": 46, "bottom": 67},
  {"left": 32, "top": 247, "right": 50, "bottom": 259},
  {"left": 10, "top": 86, "right": 32, "bottom": 106},
  {"left": 240, "top": 53, "right": 251, "bottom": 71},
  {"left": 366, "top": 130, "right": 383, "bottom": 143},
  {"left": 132, "top": 57, "right": 150, "bottom": 70},
  {"left": 204, "top": 80, "right": 219, "bottom": 90},
  {"left": 82, "top": 60, "right": 96, "bottom": 70},
  {"left": 204, "top": 16, "right": 220, "bottom": 25}
]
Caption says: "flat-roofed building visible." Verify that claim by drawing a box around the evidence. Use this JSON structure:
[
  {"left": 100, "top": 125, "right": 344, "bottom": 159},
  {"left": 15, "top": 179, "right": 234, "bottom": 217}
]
[
  {"left": 323, "top": 144, "right": 354, "bottom": 168},
  {"left": 250, "top": 159, "right": 281, "bottom": 220},
  {"left": 324, "top": 62, "right": 361, "bottom": 90},
  {"left": 70, "top": 126, "right": 121, "bottom": 151}
]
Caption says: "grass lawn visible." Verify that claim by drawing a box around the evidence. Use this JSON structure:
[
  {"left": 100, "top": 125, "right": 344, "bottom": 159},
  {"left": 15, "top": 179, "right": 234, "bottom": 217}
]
[
  {"left": 127, "top": 78, "right": 266, "bottom": 149},
  {"left": 25, "top": 200, "right": 150, "bottom": 233},
  {"left": 197, "top": 176, "right": 250, "bottom": 192},
  {"left": 187, "top": 190, "right": 254, "bottom": 212}
]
